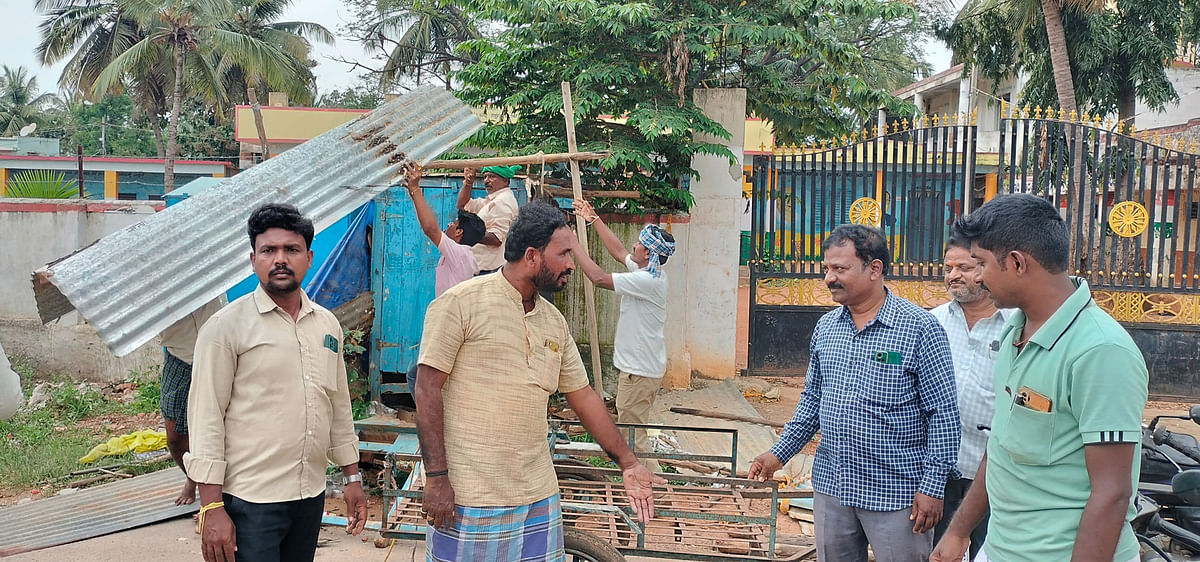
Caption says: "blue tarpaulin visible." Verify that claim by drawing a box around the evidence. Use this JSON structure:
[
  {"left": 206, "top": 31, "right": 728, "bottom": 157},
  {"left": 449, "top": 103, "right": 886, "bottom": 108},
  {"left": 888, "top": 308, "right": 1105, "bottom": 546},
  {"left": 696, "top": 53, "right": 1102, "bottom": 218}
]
[{"left": 305, "top": 202, "right": 374, "bottom": 311}]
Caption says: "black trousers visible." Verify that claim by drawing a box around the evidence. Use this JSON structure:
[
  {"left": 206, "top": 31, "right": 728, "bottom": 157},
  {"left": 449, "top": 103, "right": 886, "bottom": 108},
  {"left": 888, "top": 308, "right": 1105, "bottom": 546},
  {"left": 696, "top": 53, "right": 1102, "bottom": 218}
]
[
  {"left": 223, "top": 492, "right": 325, "bottom": 562},
  {"left": 933, "top": 476, "right": 988, "bottom": 561}
]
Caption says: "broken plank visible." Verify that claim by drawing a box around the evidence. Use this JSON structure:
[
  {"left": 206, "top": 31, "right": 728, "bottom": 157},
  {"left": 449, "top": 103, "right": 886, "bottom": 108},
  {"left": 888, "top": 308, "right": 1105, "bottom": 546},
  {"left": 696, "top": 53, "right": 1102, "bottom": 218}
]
[{"left": 669, "top": 407, "right": 785, "bottom": 428}]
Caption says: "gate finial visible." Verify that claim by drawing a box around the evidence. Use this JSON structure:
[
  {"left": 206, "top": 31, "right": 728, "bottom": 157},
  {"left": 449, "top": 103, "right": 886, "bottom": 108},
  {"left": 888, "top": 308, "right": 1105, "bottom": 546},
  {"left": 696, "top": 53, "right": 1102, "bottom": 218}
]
[
  {"left": 1081, "top": 111, "right": 1091, "bottom": 124},
  {"left": 1069, "top": 110, "right": 1078, "bottom": 122},
  {"left": 1116, "top": 121, "right": 1126, "bottom": 135},
  {"left": 1034, "top": 106, "right": 1043, "bottom": 119},
  {"left": 971, "top": 109, "right": 978, "bottom": 125}
]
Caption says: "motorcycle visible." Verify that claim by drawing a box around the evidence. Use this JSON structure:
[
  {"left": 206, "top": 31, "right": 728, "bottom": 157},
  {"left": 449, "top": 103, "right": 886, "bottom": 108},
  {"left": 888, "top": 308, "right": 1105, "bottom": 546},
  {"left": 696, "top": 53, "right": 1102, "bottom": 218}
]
[{"left": 1135, "top": 405, "right": 1200, "bottom": 560}]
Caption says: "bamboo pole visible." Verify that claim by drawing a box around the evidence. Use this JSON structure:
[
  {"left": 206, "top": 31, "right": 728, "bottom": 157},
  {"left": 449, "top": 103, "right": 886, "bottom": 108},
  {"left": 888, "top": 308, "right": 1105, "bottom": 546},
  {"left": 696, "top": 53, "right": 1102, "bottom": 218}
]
[
  {"left": 561, "top": 82, "right": 605, "bottom": 396},
  {"left": 425, "top": 151, "right": 609, "bottom": 170}
]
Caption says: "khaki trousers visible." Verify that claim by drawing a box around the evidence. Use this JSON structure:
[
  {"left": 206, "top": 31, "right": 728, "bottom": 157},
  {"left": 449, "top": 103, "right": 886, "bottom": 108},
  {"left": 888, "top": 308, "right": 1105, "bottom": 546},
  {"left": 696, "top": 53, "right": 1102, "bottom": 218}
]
[{"left": 615, "top": 372, "right": 663, "bottom": 472}]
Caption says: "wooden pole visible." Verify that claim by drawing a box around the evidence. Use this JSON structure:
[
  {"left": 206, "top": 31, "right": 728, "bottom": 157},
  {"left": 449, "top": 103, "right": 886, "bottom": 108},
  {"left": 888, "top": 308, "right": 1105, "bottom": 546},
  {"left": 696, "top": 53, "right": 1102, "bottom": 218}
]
[
  {"left": 561, "top": 82, "right": 605, "bottom": 396},
  {"left": 425, "top": 151, "right": 609, "bottom": 170}
]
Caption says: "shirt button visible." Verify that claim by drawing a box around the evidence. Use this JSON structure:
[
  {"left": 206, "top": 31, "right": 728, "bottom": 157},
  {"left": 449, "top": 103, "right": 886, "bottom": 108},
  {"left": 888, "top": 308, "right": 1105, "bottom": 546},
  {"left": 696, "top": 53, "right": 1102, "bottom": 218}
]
[{"left": 308, "top": 430, "right": 313, "bottom": 435}]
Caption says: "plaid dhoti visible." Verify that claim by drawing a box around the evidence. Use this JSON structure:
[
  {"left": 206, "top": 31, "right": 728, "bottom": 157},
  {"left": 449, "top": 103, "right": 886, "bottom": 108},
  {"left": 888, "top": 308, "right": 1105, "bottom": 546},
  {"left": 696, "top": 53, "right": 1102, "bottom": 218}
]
[
  {"left": 159, "top": 351, "right": 193, "bottom": 434},
  {"left": 426, "top": 494, "right": 564, "bottom": 561}
]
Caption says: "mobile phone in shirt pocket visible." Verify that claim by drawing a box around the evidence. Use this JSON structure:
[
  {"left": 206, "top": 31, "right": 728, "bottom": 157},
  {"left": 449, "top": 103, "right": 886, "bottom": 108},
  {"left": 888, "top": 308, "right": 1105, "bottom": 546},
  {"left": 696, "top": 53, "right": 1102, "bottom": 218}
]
[{"left": 998, "top": 401, "right": 1055, "bottom": 465}]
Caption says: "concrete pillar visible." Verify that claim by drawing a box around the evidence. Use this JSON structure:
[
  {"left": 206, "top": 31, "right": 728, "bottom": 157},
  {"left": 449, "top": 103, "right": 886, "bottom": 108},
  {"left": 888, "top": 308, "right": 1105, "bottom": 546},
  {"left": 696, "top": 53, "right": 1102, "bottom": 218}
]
[
  {"left": 104, "top": 170, "right": 118, "bottom": 199},
  {"left": 877, "top": 109, "right": 887, "bottom": 135},
  {"left": 667, "top": 88, "right": 745, "bottom": 388},
  {"left": 913, "top": 93, "right": 925, "bottom": 119}
]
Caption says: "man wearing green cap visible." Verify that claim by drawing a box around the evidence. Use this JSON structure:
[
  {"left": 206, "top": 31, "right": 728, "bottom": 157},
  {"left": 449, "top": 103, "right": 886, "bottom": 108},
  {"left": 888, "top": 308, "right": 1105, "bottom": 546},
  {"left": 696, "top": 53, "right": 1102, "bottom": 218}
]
[{"left": 458, "top": 165, "right": 521, "bottom": 274}]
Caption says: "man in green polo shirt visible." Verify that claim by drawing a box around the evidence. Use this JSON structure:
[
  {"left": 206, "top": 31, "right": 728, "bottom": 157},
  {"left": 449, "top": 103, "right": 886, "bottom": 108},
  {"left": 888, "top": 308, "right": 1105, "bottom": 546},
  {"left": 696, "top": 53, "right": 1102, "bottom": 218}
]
[{"left": 931, "top": 194, "right": 1148, "bottom": 562}]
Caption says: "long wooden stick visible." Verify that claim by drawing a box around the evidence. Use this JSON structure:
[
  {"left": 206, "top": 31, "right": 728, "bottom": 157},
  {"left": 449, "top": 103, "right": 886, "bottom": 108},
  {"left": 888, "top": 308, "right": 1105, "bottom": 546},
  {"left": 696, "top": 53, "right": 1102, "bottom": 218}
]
[
  {"left": 425, "top": 151, "right": 609, "bottom": 170},
  {"left": 541, "top": 186, "right": 641, "bottom": 199},
  {"left": 669, "top": 407, "right": 786, "bottom": 428},
  {"left": 561, "top": 82, "right": 605, "bottom": 396}
]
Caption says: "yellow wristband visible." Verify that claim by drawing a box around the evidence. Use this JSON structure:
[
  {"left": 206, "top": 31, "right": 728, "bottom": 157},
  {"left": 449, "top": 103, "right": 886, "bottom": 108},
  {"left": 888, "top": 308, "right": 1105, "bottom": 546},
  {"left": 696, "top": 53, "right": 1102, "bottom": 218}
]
[{"left": 197, "top": 501, "right": 225, "bottom": 533}]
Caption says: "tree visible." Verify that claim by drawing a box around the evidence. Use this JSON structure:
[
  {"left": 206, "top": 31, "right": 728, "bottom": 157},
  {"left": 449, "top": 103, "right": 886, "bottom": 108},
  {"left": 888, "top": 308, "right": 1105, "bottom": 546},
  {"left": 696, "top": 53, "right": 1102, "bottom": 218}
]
[
  {"left": 44, "top": 93, "right": 158, "bottom": 157},
  {"left": 316, "top": 82, "right": 385, "bottom": 109},
  {"left": 0, "top": 66, "right": 58, "bottom": 136},
  {"left": 217, "top": 0, "right": 334, "bottom": 159},
  {"left": 452, "top": 0, "right": 925, "bottom": 210},
  {"left": 345, "top": 0, "right": 481, "bottom": 91},
  {"left": 940, "top": 0, "right": 1180, "bottom": 125}
]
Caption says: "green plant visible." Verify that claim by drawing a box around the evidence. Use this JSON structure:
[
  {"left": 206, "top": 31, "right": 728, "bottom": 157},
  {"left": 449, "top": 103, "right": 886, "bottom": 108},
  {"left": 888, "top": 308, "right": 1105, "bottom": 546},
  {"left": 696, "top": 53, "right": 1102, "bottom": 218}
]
[
  {"left": 343, "top": 328, "right": 370, "bottom": 420},
  {"left": 5, "top": 170, "right": 79, "bottom": 199}
]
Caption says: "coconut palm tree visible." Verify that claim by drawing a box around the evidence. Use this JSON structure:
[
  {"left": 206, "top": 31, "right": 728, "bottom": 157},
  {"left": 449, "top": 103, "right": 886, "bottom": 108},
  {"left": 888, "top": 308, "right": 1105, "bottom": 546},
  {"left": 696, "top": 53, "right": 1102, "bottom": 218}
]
[
  {"left": 217, "top": 0, "right": 334, "bottom": 159},
  {"left": 0, "top": 66, "right": 58, "bottom": 136},
  {"left": 355, "top": 0, "right": 480, "bottom": 90},
  {"left": 954, "top": 0, "right": 1105, "bottom": 117}
]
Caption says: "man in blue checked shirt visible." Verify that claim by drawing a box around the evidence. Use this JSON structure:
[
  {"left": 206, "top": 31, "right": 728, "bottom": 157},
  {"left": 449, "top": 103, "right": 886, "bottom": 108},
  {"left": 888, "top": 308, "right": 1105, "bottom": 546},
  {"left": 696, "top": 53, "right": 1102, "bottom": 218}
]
[{"left": 750, "top": 224, "right": 960, "bottom": 562}]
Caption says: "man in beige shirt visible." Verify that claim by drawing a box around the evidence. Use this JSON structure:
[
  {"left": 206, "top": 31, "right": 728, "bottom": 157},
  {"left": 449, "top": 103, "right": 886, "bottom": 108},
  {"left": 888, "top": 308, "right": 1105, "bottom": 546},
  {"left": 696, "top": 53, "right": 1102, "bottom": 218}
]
[
  {"left": 160, "top": 296, "right": 223, "bottom": 506},
  {"left": 458, "top": 165, "right": 520, "bottom": 274},
  {"left": 415, "top": 200, "right": 664, "bottom": 560},
  {"left": 185, "top": 203, "right": 366, "bottom": 562}
]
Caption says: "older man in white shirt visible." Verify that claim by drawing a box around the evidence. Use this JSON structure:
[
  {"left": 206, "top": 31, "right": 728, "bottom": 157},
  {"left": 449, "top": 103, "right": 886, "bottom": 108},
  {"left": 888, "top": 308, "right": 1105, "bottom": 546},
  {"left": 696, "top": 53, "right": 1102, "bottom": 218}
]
[{"left": 930, "top": 237, "right": 1013, "bottom": 561}]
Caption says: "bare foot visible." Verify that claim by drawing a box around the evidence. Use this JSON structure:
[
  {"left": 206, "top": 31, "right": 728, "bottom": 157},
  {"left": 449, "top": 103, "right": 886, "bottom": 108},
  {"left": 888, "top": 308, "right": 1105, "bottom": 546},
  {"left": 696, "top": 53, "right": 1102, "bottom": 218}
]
[{"left": 175, "top": 479, "right": 196, "bottom": 506}]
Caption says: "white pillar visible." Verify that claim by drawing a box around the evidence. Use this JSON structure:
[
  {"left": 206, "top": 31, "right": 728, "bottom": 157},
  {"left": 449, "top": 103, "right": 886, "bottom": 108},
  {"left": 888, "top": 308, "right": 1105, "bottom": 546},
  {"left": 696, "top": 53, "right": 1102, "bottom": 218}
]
[
  {"left": 878, "top": 109, "right": 887, "bottom": 135},
  {"left": 666, "top": 88, "right": 745, "bottom": 388},
  {"left": 913, "top": 92, "right": 925, "bottom": 120}
]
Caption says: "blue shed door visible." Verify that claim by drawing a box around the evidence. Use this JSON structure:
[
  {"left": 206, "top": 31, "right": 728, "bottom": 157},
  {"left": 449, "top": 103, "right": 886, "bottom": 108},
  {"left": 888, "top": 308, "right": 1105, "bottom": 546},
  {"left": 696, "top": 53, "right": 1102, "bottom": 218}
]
[{"left": 369, "top": 179, "right": 527, "bottom": 400}]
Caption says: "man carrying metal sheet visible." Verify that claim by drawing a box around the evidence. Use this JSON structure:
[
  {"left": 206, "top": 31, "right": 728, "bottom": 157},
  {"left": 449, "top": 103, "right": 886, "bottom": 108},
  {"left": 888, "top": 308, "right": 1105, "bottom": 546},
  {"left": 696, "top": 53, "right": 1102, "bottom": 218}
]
[
  {"left": 458, "top": 165, "right": 521, "bottom": 275},
  {"left": 749, "top": 224, "right": 960, "bottom": 562},
  {"left": 159, "top": 297, "right": 224, "bottom": 506},
  {"left": 185, "top": 203, "right": 366, "bottom": 562},
  {"left": 569, "top": 198, "right": 674, "bottom": 472},
  {"left": 414, "top": 199, "right": 664, "bottom": 560},
  {"left": 404, "top": 165, "right": 487, "bottom": 296}
]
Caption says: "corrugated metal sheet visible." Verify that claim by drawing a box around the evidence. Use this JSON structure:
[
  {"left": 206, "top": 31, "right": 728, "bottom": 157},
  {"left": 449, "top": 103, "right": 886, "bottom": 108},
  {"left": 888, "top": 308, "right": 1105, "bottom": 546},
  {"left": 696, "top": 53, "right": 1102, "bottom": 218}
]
[
  {"left": 32, "top": 87, "right": 482, "bottom": 357},
  {"left": 0, "top": 468, "right": 198, "bottom": 556}
]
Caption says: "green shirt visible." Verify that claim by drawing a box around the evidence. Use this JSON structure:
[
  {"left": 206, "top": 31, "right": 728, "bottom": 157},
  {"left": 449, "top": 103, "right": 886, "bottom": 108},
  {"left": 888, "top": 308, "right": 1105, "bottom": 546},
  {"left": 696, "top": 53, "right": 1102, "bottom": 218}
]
[{"left": 984, "top": 278, "right": 1148, "bottom": 562}]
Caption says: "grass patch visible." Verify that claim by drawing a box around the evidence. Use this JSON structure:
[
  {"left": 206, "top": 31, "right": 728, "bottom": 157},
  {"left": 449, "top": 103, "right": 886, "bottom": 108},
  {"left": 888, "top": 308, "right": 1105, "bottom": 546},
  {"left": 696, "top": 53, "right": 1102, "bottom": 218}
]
[{"left": 0, "top": 370, "right": 167, "bottom": 492}]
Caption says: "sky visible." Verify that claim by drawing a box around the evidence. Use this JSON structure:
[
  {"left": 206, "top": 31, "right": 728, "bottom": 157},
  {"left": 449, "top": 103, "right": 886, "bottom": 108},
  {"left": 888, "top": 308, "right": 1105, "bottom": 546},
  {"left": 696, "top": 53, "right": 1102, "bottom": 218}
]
[
  {"left": 5, "top": 1, "right": 953, "bottom": 100},
  {"left": 6, "top": 1, "right": 374, "bottom": 96}
]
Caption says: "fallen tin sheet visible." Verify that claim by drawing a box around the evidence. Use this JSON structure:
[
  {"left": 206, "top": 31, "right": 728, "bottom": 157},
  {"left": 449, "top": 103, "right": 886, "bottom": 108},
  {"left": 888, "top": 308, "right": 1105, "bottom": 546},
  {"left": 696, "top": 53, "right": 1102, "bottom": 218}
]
[
  {"left": 653, "top": 379, "right": 811, "bottom": 477},
  {"left": 0, "top": 468, "right": 198, "bottom": 556},
  {"left": 32, "top": 86, "right": 482, "bottom": 357}
]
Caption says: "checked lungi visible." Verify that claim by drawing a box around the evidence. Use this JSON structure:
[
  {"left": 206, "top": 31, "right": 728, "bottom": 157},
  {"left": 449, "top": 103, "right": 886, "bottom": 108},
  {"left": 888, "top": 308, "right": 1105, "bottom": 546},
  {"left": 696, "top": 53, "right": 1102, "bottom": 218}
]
[
  {"left": 159, "top": 351, "right": 193, "bottom": 434},
  {"left": 426, "top": 494, "right": 564, "bottom": 561}
]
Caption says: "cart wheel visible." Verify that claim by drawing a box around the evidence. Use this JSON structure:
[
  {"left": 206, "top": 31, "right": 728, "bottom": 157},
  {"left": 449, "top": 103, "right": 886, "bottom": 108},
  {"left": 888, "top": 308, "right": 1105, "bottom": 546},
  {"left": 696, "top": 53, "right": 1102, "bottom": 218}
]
[{"left": 564, "top": 528, "right": 625, "bottom": 562}]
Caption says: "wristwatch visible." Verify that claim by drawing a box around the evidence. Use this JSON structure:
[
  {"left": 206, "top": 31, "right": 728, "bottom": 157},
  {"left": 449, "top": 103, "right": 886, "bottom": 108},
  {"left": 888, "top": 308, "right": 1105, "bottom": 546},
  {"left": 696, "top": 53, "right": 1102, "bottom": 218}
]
[{"left": 344, "top": 473, "right": 363, "bottom": 485}]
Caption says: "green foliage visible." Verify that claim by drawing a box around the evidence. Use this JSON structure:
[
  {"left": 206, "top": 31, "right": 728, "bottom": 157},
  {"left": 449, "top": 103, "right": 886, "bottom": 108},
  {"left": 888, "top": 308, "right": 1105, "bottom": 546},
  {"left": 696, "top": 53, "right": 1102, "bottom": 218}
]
[
  {"left": 0, "top": 375, "right": 167, "bottom": 490},
  {"left": 44, "top": 94, "right": 159, "bottom": 157},
  {"left": 939, "top": 0, "right": 1180, "bottom": 122},
  {"left": 317, "top": 83, "right": 385, "bottom": 110},
  {"left": 344, "top": 0, "right": 481, "bottom": 90},
  {"left": 343, "top": 329, "right": 370, "bottom": 420},
  {"left": 0, "top": 66, "right": 58, "bottom": 136},
  {"left": 5, "top": 170, "right": 79, "bottom": 199},
  {"left": 449, "top": 0, "right": 926, "bottom": 210}
]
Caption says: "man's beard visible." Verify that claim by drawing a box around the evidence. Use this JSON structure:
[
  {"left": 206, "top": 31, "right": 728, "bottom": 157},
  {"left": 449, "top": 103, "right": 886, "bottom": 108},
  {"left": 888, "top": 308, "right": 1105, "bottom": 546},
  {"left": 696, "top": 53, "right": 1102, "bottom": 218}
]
[
  {"left": 533, "top": 263, "right": 570, "bottom": 292},
  {"left": 948, "top": 282, "right": 988, "bottom": 303}
]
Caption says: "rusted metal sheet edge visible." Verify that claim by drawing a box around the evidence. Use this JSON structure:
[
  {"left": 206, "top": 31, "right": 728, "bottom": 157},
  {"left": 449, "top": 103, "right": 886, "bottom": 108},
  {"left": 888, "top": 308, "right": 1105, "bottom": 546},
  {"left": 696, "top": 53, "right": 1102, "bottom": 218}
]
[
  {"left": 32, "top": 87, "right": 482, "bottom": 357},
  {"left": 0, "top": 469, "right": 197, "bottom": 556}
]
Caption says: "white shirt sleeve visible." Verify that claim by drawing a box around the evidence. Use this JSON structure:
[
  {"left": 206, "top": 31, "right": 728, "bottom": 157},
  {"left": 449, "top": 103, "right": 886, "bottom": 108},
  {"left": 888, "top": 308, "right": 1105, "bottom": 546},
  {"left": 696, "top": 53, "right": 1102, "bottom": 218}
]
[{"left": 0, "top": 341, "right": 21, "bottom": 420}]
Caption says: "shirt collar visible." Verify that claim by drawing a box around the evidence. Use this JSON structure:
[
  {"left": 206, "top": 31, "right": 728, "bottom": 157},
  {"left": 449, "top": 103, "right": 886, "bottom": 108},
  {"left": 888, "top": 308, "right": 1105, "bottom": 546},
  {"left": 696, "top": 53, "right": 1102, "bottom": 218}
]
[
  {"left": 496, "top": 269, "right": 539, "bottom": 315},
  {"left": 947, "top": 299, "right": 1013, "bottom": 323},
  {"left": 1018, "top": 276, "right": 1092, "bottom": 350},
  {"left": 839, "top": 288, "right": 899, "bottom": 329},
  {"left": 485, "top": 187, "right": 513, "bottom": 202},
  {"left": 252, "top": 284, "right": 314, "bottom": 318}
]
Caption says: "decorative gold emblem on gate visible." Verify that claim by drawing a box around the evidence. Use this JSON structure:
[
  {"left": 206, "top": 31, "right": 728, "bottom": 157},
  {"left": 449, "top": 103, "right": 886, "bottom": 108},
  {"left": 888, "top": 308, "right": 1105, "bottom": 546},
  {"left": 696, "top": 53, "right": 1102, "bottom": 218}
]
[
  {"left": 849, "top": 197, "right": 882, "bottom": 227},
  {"left": 1108, "top": 201, "right": 1149, "bottom": 238}
]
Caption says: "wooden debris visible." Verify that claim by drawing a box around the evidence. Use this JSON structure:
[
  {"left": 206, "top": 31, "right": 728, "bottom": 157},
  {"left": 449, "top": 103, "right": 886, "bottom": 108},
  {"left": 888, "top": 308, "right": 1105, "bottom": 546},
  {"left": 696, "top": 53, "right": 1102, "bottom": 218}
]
[
  {"left": 425, "top": 151, "right": 609, "bottom": 170},
  {"left": 669, "top": 407, "right": 785, "bottom": 428}
]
